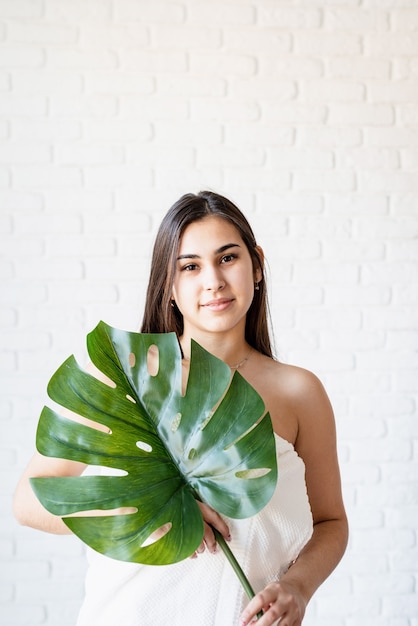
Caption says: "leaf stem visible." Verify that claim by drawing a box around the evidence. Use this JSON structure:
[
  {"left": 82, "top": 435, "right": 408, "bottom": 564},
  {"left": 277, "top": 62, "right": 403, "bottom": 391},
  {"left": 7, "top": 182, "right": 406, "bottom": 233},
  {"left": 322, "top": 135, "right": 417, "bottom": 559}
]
[{"left": 212, "top": 527, "right": 263, "bottom": 620}]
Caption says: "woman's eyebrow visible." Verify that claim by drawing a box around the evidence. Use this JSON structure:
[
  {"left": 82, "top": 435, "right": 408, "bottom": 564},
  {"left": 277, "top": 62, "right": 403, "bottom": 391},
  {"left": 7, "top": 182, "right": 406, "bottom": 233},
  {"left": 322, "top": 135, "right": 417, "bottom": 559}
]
[{"left": 176, "top": 243, "right": 241, "bottom": 261}]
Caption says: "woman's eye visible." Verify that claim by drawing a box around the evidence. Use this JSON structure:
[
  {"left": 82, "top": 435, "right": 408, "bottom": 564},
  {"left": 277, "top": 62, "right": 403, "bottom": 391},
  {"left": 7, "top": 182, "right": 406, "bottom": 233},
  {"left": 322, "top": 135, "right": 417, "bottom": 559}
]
[
  {"left": 182, "top": 263, "right": 198, "bottom": 271},
  {"left": 221, "top": 254, "right": 237, "bottom": 264}
]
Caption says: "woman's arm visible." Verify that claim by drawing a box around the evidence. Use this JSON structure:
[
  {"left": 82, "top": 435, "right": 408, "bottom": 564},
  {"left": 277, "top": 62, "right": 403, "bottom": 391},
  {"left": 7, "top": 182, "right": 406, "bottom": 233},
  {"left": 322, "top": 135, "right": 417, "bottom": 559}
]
[
  {"left": 13, "top": 451, "right": 86, "bottom": 534},
  {"left": 240, "top": 368, "right": 348, "bottom": 625}
]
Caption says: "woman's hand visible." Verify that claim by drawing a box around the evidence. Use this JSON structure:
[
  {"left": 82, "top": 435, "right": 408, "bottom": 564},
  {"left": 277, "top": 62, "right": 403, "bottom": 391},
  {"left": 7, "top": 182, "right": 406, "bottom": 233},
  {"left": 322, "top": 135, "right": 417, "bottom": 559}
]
[
  {"left": 190, "top": 501, "right": 231, "bottom": 557},
  {"left": 239, "top": 580, "right": 306, "bottom": 626}
]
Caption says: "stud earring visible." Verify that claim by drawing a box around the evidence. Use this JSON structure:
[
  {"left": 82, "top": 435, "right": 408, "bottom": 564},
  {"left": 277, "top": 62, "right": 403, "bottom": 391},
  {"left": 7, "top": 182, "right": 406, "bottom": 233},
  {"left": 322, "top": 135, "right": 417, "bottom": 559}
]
[
  {"left": 170, "top": 299, "right": 175, "bottom": 308},
  {"left": 255, "top": 282, "right": 260, "bottom": 291}
]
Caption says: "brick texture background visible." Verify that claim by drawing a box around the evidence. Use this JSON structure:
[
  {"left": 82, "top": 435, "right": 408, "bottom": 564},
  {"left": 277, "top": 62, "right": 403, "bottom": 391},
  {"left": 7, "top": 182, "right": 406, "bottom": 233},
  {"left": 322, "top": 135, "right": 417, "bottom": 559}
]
[{"left": 1, "top": 1, "right": 418, "bottom": 624}]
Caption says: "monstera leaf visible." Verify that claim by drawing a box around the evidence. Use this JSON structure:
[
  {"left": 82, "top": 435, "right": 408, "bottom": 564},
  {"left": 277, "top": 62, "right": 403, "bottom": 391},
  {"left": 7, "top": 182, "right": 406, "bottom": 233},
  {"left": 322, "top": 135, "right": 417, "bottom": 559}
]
[{"left": 31, "top": 321, "right": 277, "bottom": 576}]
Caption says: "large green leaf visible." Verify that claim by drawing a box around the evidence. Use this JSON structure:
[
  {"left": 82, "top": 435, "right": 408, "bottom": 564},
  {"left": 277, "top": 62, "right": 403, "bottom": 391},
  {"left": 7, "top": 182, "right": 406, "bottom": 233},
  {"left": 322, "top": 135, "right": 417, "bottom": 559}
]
[{"left": 31, "top": 321, "right": 277, "bottom": 566}]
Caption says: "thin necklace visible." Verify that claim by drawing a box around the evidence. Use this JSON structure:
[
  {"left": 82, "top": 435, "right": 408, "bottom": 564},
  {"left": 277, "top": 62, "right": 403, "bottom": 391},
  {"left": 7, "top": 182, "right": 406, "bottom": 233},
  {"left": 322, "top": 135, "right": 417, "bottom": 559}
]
[
  {"left": 229, "top": 347, "right": 253, "bottom": 370},
  {"left": 183, "top": 347, "right": 253, "bottom": 370}
]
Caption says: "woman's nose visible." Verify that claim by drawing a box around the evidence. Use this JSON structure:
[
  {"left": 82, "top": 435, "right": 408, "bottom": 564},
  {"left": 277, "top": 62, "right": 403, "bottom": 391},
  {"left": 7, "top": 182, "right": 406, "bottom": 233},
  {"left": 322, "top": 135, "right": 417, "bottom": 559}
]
[{"left": 203, "top": 267, "right": 225, "bottom": 291}]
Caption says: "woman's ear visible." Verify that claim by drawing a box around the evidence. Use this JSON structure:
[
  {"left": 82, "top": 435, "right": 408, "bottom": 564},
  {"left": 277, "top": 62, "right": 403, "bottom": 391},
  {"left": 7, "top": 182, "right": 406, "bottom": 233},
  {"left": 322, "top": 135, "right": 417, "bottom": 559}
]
[{"left": 254, "top": 245, "right": 264, "bottom": 283}]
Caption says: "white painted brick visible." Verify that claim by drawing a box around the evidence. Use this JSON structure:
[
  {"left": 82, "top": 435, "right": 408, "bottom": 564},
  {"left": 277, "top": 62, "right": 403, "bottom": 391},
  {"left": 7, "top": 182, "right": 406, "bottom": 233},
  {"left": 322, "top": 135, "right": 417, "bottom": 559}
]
[
  {"left": 391, "top": 194, "right": 418, "bottom": 215},
  {"left": 156, "top": 121, "right": 223, "bottom": 145},
  {"left": 120, "top": 95, "right": 188, "bottom": 121},
  {"left": 12, "top": 119, "right": 81, "bottom": 142},
  {"left": 363, "top": 307, "right": 418, "bottom": 331},
  {"left": 1, "top": 236, "right": 44, "bottom": 258},
  {"left": 328, "top": 103, "right": 394, "bottom": 125},
  {"left": 189, "top": 3, "right": 256, "bottom": 25},
  {"left": 337, "top": 147, "right": 399, "bottom": 170},
  {"left": 16, "top": 259, "right": 83, "bottom": 281},
  {"left": 387, "top": 240, "right": 418, "bottom": 261},
  {"left": 328, "top": 56, "right": 391, "bottom": 79},
  {"left": 323, "top": 240, "right": 385, "bottom": 262},
  {"left": 295, "top": 32, "right": 362, "bottom": 55},
  {"left": 382, "top": 595, "right": 418, "bottom": 619},
  {"left": 46, "top": 236, "right": 115, "bottom": 258},
  {"left": 259, "top": 55, "right": 323, "bottom": 78},
  {"left": 0, "top": 604, "right": 46, "bottom": 625},
  {"left": 223, "top": 29, "right": 291, "bottom": 55},
  {"left": 366, "top": 127, "right": 418, "bottom": 147},
  {"left": 128, "top": 144, "right": 195, "bottom": 167},
  {"left": 120, "top": 49, "right": 187, "bottom": 73},
  {"left": 266, "top": 238, "right": 321, "bottom": 261},
  {"left": 293, "top": 170, "right": 355, "bottom": 193},
  {"left": 226, "top": 125, "right": 294, "bottom": 147},
  {"left": 359, "top": 171, "right": 417, "bottom": 193},
  {"left": 231, "top": 78, "right": 296, "bottom": 100},
  {"left": 154, "top": 166, "right": 223, "bottom": 191},
  {"left": 262, "top": 103, "right": 327, "bottom": 124},
  {"left": 82, "top": 211, "right": 151, "bottom": 235},
  {"left": 394, "top": 368, "right": 418, "bottom": 392},
  {"left": 0, "top": 95, "right": 47, "bottom": 117},
  {"left": 197, "top": 146, "right": 264, "bottom": 168},
  {"left": 191, "top": 98, "right": 260, "bottom": 122},
  {"left": 296, "top": 307, "right": 362, "bottom": 331},
  {"left": 45, "top": 0, "right": 111, "bottom": 20},
  {"left": 43, "top": 189, "right": 113, "bottom": 213},
  {"left": 157, "top": 75, "right": 225, "bottom": 97},
  {"left": 258, "top": 6, "right": 322, "bottom": 28},
  {"left": 0, "top": 71, "right": 10, "bottom": 91},
  {"left": 83, "top": 164, "right": 153, "bottom": 188},
  {"left": 47, "top": 283, "right": 118, "bottom": 305},
  {"left": 297, "top": 126, "right": 362, "bottom": 147},
  {"left": 113, "top": 1, "right": 184, "bottom": 23},
  {"left": 80, "top": 23, "right": 149, "bottom": 48},
  {"left": 224, "top": 167, "right": 291, "bottom": 191},
  {"left": 0, "top": 0, "right": 43, "bottom": 18},
  {"left": 290, "top": 215, "right": 351, "bottom": 238},
  {"left": 366, "top": 32, "right": 418, "bottom": 56},
  {"left": 393, "top": 284, "right": 418, "bottom": 305},
  {"left": 54, "top": 144, "right": 124, "bottom": 166},
  {"left": 190, "top": 52, "right": 257, "bottom": 77},
  {"left": 12, "top": 71, "right": 83, "bottom": 95},
  {"left": 369, "top": 80, "right": 418, "bottom": 103},
  {"left": 151, "top": 25, "right": 222, "bottom": 48},
  {"left": 13, "top": 213, "right": 82, "bottom": 235},
  {"left": 387, "top": 330, "right": 418, "bottom": 350},
  {"left": 7, "top": 22, "right": 78, "bottom": 45},
  {"left": 302, "top": 79, "right": 365, "bottom": 103},
  {"left": 0, "top": 46, "right": 45, "bottom": 68},
  {"left": 0, "top": 167, "right": 11, "bottom": 187},
  {"left": 355, "top": 217, "right": 418, "bottom": 239},
  {"left": 391, "top": 8, "right": 418, "bottom": 31},
  {"left": 324, "top": 7, "right": 389, "bottom": 30},
  {"left": 0, "top": 143, "right": 51, "bottom": 164},
  {"left": 84, "top": 119, "right": 152, "bottom": 143},
  {"left": 13, "top": 165, "right": 82, "bottom": 188},
  {"left": 321, "top": 329, "right": 386, "bottom": 350},
  {"left": 289, "top": 349, "right": 354, "bottom": 372},
  {"left": 269, "top": 147, "right": 334, "bottom": 169},
  {"left": 49, "top": 95, "right": 117, "bottom": 118},
  {"left": 256, "top": 193, "right": 323, "bottom": 213},
  {"left": 398, "top": 104, "right": 418, "bottom": 125},
  {"left": 326, "top": 194, "right": 389, "bottom": 215},
  {"left": 0, "top": 119, "right": 9, "bottom": 140},
  {"left": 391, "top": 548, "right": 418, "bottom": 572},
  {"left": 47, "top": 48, "right": 118, "bottom": 70},
  {"left": 361, "top": 261, "right": 418, "bottom": 285}
]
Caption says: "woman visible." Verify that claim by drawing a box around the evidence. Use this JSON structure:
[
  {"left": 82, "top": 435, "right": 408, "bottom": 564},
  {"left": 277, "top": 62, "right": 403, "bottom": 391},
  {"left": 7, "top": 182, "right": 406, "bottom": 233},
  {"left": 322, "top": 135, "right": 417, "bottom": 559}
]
[{"left": 14, "top": 191, "right": 348, "bottom": 625}]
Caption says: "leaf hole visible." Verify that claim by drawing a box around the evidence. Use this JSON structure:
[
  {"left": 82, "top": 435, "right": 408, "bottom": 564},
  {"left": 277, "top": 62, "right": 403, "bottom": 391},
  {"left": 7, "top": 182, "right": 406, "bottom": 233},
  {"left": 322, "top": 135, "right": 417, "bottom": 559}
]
[
  {"left": 128, "top": 352, "right": 136, "bottom": 368},
  {"left": 171, "top": 412, "right": 182, "bottom": 432},
  {"left": 147, "top": 344, "right": 159, "bottom": 377},
  {"left": 141, "top": 522, "right": 172, "bottom": 547},
  {"left": 126, "top": 394, "right": 136, "bottom": 403},
  {"left": 188, "top": 448, "right": 197, "bottom": 460},
  {"left": 136, "top": 441, "right": 152, "bottom": 453},
  {"left": 235, "top": 468, "right": 271, "bottom": 480},
  {"left": 200, "top": 410, "right": 214, "bottom": 430}
]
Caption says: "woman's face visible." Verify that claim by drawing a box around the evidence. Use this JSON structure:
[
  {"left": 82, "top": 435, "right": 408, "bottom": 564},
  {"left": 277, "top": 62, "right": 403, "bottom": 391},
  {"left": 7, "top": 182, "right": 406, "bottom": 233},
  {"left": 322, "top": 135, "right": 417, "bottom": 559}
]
[{"left": 171, "top": 216, "right": 261, "bottom": 340}]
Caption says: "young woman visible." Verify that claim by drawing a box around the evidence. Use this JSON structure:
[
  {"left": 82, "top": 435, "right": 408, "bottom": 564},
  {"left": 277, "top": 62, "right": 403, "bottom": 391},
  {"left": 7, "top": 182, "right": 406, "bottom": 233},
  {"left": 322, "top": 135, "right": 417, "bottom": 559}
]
[{"left": 14, "top": 191, "right": 348, "bottom": 626}]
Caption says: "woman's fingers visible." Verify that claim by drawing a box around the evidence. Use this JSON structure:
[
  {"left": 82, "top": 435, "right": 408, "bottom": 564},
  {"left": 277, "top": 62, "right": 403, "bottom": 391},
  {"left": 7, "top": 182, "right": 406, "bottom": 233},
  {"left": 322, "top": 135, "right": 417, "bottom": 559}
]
[{"left": 187, "top": 501, "right": 231, "bottom": 557}]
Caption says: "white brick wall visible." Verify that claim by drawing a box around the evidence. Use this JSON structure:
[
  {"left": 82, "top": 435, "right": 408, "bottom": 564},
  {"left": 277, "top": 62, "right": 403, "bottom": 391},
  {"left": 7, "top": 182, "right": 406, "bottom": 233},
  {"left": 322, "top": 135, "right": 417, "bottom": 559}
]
[{"left": 2, "top": 1, "right": 417, "bottom": 624}]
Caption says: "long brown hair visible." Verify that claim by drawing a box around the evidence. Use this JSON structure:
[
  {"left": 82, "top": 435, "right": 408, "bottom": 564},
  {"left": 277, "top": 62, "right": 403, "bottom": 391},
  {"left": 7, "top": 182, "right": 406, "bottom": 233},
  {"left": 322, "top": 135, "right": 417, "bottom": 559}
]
[{"left": 140, "top": 191, "right": 273, "bottom": 358}]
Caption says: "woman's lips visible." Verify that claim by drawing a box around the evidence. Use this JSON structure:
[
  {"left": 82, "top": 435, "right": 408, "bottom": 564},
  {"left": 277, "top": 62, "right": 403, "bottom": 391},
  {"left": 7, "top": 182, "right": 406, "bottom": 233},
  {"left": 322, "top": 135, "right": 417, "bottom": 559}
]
[{"left": 201, "top": 298, "right": 233, "bottom": 311}]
